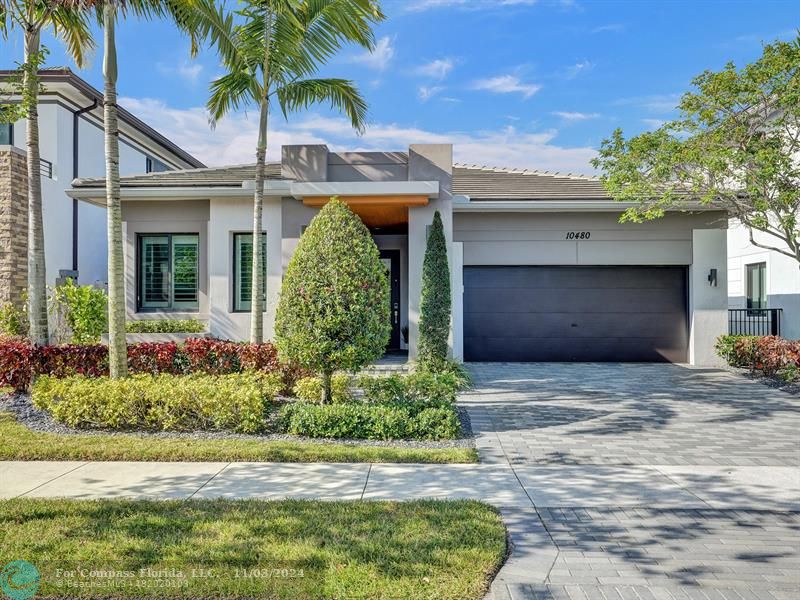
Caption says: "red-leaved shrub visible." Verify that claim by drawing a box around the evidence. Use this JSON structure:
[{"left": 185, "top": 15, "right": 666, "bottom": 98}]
[
  {"left": 752, "top": 336, "right": 800, "bottom": 375},
  {"left": 0, "top": 336, "right": 298, "bottom": 392}
]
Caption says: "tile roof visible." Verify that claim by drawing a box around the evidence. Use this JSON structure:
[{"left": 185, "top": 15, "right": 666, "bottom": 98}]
[
  {"left": 74, "top": 162, "right": 610, "bottom": 200},
  {"left": 452, "top": 164, "right": 608, "bottom": 200}
]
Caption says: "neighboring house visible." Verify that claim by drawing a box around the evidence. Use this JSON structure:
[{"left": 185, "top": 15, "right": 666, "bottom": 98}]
[
  {"left": 69, "top": 143, "right": 730, "bottom": 366},
  {"left": 727, "top": 222, "right": 799, "bottom": 339},
  {"left": 0, "top": 68, "right": 203, "bottom": 306}
]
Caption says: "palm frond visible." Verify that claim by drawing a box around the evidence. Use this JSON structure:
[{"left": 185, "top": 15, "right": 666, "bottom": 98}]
[
  {"left": 207, "top": 68, "right": 262, "bottom": 125},
  {"left": 275, "top": 77, "right": 367, "bottom": 132},
  {"left": 49, "top": 3, "right": 96, "bottom": 68}
]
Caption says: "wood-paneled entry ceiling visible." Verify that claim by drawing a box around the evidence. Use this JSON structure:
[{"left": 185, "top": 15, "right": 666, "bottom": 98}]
[{"left": 302, "top": 195, "right": 428, "bottom": 228}]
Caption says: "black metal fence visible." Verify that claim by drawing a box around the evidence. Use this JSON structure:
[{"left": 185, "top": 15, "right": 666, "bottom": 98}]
[
  {"left": 40, "top": 157, "right": 53, "bottom": 179},
  {"left": 728, "top": 308, "right": 782, "bottom": 336}
]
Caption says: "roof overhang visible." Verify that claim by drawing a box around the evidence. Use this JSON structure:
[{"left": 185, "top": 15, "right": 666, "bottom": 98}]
[
  {"left": 452, "top": 196, "right": 716, "bottom": 212},
  {"left": 68, "top": 180, "right": 439, "bottom": 210}
]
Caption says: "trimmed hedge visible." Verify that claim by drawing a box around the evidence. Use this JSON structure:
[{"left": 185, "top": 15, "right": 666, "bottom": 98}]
[
  {"left": 357, "top": 372, "right": 460, "bottom": 404},
  {"left": 32, "top": 372, "right": 283, "bottom": 433},
  {"left": 279, "top": 400, "right": 460, "bottom": 441},
  {"left": 126, "top": 319, "right": 206, "bottom": 334},
  {"left": 293, "top": 375, "right": 352, "bottom": 403},
  {"left": 0, "top": 338, "right": 304, "bottom": 392},
  {"left": 715, "top": 335, "right": 800, "bottom": 382}
]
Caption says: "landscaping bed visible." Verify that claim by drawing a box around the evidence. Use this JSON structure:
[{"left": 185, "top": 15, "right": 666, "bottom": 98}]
[
  {"left": 715, "top": 335, "right": 800, "bottom": 395},
  {"left": 0, "top": 498, "right": 506, "bottom": 599}
]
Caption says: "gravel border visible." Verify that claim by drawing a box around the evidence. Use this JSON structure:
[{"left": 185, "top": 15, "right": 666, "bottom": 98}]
[
  {"left": 727, "top": 366, "right": 800, "bottom": 396},
  {"left": 0, "top": 393, "right": 475, "bottom": 450}
]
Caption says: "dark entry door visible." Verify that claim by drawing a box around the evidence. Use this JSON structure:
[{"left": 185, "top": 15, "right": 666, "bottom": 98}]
[
  {"left": 380, "top": 250, "right": 401, "bottom": 350},
  {"left": 463, "top": 266, "right": 688, "bottom": 362}
]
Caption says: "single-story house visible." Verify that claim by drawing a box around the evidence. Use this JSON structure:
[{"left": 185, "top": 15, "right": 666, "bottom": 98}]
[{"left": 68, "top": 143, "right": 729, "bottom": 366}]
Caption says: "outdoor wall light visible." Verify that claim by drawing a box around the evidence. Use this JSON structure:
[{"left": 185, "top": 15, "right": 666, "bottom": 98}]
[{"left": 708, "top": 268, "right": 718, "bottom": 287}]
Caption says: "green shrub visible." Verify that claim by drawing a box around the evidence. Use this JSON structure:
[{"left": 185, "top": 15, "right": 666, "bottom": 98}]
[
  {"left": 32, "top": 371, "right": 283, "bottom": 433},
  {"left": 418, "top": 359, "right": 471, "bottom": 390},
  {"left": 275, "top": 198, "right": 390, "bottom": 403},
  {"left": 418, "top": 210, "right": 451, "bottom": 369},
  {"left": 357, "top": 371, "right": 459, "bottom": 405},
  {"left": 0, "top": 302, "right": 28, "bottom": 337},
  {"left": 279, "top": 400, "right": 460, "bottom": 441},
  {"left": 50, "top": 279, "right": 108, "bottom": 344},
  {"left": 715, "top": 335, "right": 753, "bottom": 366},
  {"left": 126, "top": 320, "right": 206, "bottom": 334},
  {"left": 293, "top": 374, "right": 352, "bottom": 403}
]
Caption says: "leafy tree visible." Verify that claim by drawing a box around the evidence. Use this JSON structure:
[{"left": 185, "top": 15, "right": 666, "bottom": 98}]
[
  {"left": 0, "top": 0, "right": 94, "bottom": 344},
  {"left": 50, "top": 278, "right": 108, "bottom": 344},
  {"left": 418, "top": 210, "right": 451, "bottom": 368},
  {"left": 592, "top": 35, "right": 800, "bottom": 265},
  {"left": 200, "top": 0, "right": 384, "bottom": 343},
  {"left": 275, "top": 198, "right": 390, "bottom": 403}
]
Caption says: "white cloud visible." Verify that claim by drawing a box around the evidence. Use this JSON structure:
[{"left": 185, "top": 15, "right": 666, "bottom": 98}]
[
  {"left": 418, "top": 85, "right": 445, "bottom": 102},
  {"left": 591, "top": 23, "right": 625, "bottom": 33},
  {"left": 406, "top": 0, "right": 538, "bottom": 11},
  {"left": 471, "top": 75, "right": 541, "bottom": 98},
  {"left": 552, "top": 111, "right": 600, "bottom": 121},
  {"left": 156, "top": 60, "right": 203, "bottom": 83},
  {"left": 119, "top": 97, "right": 597, "bottom": 173},
  {"left": 614, "top": 93, "right": 681, "bottom": 113},
  {"left": 347, "top": 36, "right": 394, "bottom": 71},
  {"left": 564, "top": 60, "right": 593, "bottom": 79},
  {"left": 414, "top": 58, "right": 454, "bottom": 80},
  {"left": 641, "top": 118, "right": 666, "bottom": 129}
]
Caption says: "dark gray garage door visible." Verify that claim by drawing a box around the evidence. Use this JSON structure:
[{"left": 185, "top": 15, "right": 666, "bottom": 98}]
[{"left": 464, "top": 266, "right": 688, "bottom": 362}]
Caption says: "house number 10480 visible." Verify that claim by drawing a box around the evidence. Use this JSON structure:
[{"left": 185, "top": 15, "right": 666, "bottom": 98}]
[{"left": 565, "top": 231, "right": 591, "bottom": 240}]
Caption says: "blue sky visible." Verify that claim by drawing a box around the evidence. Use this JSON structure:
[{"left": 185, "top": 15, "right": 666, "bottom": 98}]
[{"left": 4, "top": 0, "right": 798, "bottom": 172}]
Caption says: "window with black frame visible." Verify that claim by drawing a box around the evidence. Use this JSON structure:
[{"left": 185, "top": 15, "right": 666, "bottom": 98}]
[
  {"left": 0, "top": 122, "right": 12, "bottom": 145},
  {"left": 233, "top": 232, "right": 266, "bottom": 312},
  {"left": 745, "top": 262, "right": 766, "bottom": 311},
  {"left": 138, "top": 234, "right": 199, "bottom": 311}
]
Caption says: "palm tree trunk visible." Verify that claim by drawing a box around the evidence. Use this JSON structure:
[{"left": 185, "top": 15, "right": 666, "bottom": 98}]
[
  {"left": 24, "top": 28, "right": 48, "bottom": 345},
  {"left": 103, "top": 6, "right": 127, "bottom": 378},
  {"left": 250, "top": 7, "right": 272, "bottom": 344}
]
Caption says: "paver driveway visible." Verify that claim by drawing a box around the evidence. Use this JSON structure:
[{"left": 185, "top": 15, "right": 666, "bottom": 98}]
[
  {"left": 460, "top": 363, "right": 800, "bottom": 600},
  {"left": 463, "top": 363, "right": 800, "bottom": 466}
]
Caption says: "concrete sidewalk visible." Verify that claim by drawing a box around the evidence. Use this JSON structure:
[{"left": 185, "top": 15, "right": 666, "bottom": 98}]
[{"left": 2, "top": 460, "right": 798, "bottom": 510}]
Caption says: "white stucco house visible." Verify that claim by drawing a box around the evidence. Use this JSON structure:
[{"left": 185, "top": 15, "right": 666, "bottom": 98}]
[
  {"left": 0, "top": 68, "right": 204, "bottom": 289},
  {"left": 69, "top": 143, "right": 730, "bottom": 366},
  {"left": 727, "top": 222, "right": 799, "bottom": 339}
]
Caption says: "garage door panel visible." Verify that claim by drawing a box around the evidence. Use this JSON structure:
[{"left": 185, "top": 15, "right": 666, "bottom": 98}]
[
  {"left": 464, "top": 266, "right": 685, "bottom": 289},
  {"left": 463, "top": 266, "right": 688, "bottom": 363},
  {"left": 464, "top": 337, "right": 685, "bottom": 363},
  {"left": 465, "top": 287, "right": 686, "bottom": 314},
  {"left": 464, "top": 311, "right": 687, "bottom": 340}
]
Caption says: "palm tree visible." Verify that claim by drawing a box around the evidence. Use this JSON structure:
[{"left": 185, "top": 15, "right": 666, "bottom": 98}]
[
  {"left": 200, "top": 0, "right": 384, "bottom": 343},
  {"left": 0, "top": 1, "right": 94, "bottom": 345},
  {"left": 85, "top": 0, "right": 205, "bottom": 378}
]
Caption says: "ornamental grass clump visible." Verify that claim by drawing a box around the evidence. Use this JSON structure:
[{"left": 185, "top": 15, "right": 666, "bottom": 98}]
[{"left": 275, "top": 198, "right": 390, "bottom": 403}]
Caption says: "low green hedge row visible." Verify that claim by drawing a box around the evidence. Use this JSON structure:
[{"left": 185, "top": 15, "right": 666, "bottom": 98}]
[
  {"left": 32, "top": 372, "right": 283, "bottom": 433},
  {"left": 126, "top": 319, "right": 206, "bottom": 334},
  {"left": 279, "top": 400, "right": 460, "bottom": 441},
  {"left": 357, "top": 371, "right": 460, "bottom": 404},
  {"left": 293, "top": 374, "right": 353, "bottom": 403}
]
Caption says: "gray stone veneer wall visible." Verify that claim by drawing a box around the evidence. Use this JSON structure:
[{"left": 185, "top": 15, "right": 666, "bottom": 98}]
[{"left": 0, "top": 146, "right": 28, "bottom": 306}]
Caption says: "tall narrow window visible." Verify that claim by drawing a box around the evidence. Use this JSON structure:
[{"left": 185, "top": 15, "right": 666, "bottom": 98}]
[
  {"left": 745, "top": 262, "right": 766, "bottom": 310},
  {"left": 233, "top": 233, "right": 266, "bottom": 312},
  {"left": 0, "top": 122, "right": 12, "bottom": 145},
  {"left": 138, "top": 234, "right": 199, "bottom": 311}
]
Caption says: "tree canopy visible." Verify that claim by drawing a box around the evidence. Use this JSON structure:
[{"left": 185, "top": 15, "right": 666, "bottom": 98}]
[{"left": 592, "top": 34, "right": 800, "bottom": 264}]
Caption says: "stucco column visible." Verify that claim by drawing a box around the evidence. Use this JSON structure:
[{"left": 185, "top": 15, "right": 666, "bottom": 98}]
[
  {"left": 407, "top": 144, "right": 453, "bottom": 360},
  {"left": 689, "top": 228, "right": 728, "bottom": 366}
]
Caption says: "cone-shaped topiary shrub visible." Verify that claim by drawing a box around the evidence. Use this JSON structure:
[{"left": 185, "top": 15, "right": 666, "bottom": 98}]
[
  {"left": 418, "top": 210, "right": 451, "bottom": 368},
  {"left": 275, "top": 198, "right": 390, "bottom": 402}
]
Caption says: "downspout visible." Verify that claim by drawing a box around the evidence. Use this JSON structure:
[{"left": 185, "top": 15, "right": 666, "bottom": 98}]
[{"left": 72, "top": 98, "right": 99, "bottom": 274}]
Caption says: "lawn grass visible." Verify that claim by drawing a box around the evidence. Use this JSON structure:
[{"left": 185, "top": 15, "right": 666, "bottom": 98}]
[
  {"left": 0, "top": 498, "right": 506, "bottom": 599},
  {"left": 0, "top": 412, "right": 477, "bottom": 463}
]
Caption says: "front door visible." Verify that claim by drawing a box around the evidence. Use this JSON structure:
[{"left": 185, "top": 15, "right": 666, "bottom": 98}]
[{"left": 380, "top": 250, "right": 401, "bottom": 350}]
